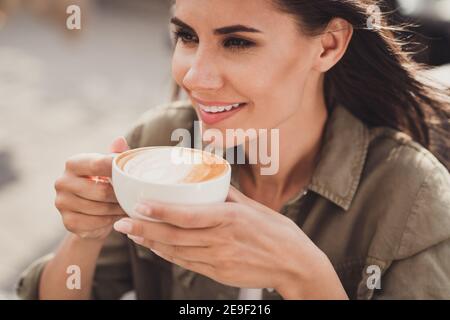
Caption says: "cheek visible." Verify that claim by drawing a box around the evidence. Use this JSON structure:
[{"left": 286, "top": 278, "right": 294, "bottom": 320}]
[
  {"left": 171, "top": 49, "right": 189, "bottom": 88},
  {"left": 235, "top": 53, "right": 313, "bottom": 129}
]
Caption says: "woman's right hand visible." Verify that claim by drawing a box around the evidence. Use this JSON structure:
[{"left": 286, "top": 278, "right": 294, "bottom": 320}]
[{"left": 54, "top": 137, "right": 130, "bottom": 241}]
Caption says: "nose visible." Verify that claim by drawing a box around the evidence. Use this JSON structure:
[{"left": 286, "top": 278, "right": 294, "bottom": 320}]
[{"left": 182, "top": 48, "right": 224, "bottom": 92}]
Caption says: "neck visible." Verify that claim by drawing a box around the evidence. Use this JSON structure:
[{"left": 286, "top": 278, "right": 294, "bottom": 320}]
[{"left": 242, "top": 78, "right": 328, "bottom": 198}]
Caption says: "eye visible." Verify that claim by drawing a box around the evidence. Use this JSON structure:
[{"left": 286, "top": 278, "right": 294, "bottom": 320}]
[
  {"left": 173, "top": 29, "right": 199, "bottom": 45},
  {"left": 223, "top": 37, "right": 255, "bottom": 50}
]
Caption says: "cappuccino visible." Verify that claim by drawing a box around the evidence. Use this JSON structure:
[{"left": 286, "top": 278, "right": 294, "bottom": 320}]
[{"left": 116, "top": 147, "right": 228, "bottom": 184}]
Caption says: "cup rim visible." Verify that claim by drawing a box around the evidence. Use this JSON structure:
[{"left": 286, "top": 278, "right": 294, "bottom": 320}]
[{"left": 113, "top": 146, "right": 231, "bottom": 187}]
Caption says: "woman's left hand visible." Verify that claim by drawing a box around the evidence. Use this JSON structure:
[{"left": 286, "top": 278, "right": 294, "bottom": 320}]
[{"left": 113, "top": 186, "right": 348, "bottom": 299}]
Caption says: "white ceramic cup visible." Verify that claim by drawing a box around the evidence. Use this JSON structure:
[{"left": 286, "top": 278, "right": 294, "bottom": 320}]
[{"left": 112, "top": 146, "right": 231, "bottom": 220}]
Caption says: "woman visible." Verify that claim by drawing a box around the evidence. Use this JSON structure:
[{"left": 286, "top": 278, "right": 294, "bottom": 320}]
[{"left": 17, "top": 0, "right": 449, "bottom": 300}]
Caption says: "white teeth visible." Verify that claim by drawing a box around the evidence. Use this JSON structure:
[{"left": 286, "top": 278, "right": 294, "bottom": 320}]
[{"left": 199, "top": 103, "right": 243, "bottom": 113}]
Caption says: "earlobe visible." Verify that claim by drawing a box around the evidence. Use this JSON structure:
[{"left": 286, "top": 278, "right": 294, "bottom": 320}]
[{"left": 314, "top": 18, "right": 353, "bottom": 72}]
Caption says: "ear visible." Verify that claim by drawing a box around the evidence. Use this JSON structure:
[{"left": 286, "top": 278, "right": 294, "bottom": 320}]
[{"left": 313, "top": 18, "right": 353, "bottom": 72}]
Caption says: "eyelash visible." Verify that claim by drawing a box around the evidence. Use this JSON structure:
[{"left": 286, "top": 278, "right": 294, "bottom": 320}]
[{"left": 172, "top": 29, "right": 256, "bottom": 51}]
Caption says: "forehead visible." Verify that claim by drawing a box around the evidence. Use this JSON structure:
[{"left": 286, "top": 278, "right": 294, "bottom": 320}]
[{"left": 174, "top": 0, "right": 290, "bottom": 31}]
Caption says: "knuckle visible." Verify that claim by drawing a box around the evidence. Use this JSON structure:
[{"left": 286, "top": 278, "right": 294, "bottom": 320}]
[
  {"left": 165, "top": 227, "right": 179, "bottom": 243},
  {"left": 98, "top": 202, "right": 114, "bottom": 215},
  {"left": 172, "top": 245, "right": 182, "bottom": 255},
  {"left": 54, "top": 178, "right": 62, "bottom": 192},
  {"left": 131, "top": 222, "right": 143, "bottom": 236},
  {"left": 144, "top": 238, "right": 154, "bottom": 248},
  {"left": 64, "top": 158, "right": 74, "bottom": 173},
  {"left": 114, "top": 206, "right": 126, "bottom": 217},
  {"left": 107, "top": 215, "right": 116, "bottom": 224},
  {"left": 221, "top": 246, "right": 237, "bottom": 262},
  {"left": 224, "top": 228, "right": 237, "bottom": 244},
  {"left": 183, "top": 212, "right": 196, "bottom": 226},
  {"left": 223, "top": 203, "right": 238, "bottom": 222},
  {"left": 221, "top": 260, "right": 234, "bottom": 270},
  {"left": 108, "top": 203, "right": 120, "bottom": 215},
  {"left": 99, "top": 216, "right": 114, "bottom": 228},
  {"left": 54, "top": 194, "right": 66, "bottom": 211},
  {"left": 62, "top": 213, "right": 78, "bottom": 231},
  {"left": 210, "top": 249, "right": 222, "bottom": 265},
  {"left": 218, "top": 259, "right": 236, "bottom": 279},
  {"left": 151, "top": 204, "right": 165, "bottom": 220},
  {"left": 90, "top": 157, "right": 103, "bottom": 174},
  {"left": 211, "top": 227, "right": 229, "bottom": 245},
  {"left": 98, "top": 182, "right": 113, "bottom": 201},
  {"left": 65, "top": 154, "right": 80, "bottom": 173}
]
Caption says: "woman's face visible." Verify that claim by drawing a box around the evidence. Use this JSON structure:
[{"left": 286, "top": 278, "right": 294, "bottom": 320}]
[{"left": 171, "top": 0, "right": 322, "bottom": 144}]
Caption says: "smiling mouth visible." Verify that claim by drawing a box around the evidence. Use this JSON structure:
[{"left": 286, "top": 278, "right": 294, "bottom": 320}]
[{"left": 198, "top": 103, "right": 247, "bottom": 113}]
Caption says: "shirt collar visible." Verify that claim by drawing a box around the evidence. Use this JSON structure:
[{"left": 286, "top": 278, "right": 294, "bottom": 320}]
[
  {"left": 224, "top": 104, "right": 369, "bottom": 212},
  {"left": 308, "top": 105, "right": 369, "bottom": 210}
]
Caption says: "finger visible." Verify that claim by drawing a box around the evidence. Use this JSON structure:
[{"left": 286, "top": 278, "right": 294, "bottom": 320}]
[
  {"left": 55, "top": 174, "right": 118, "bottom": 203},
  {"left": 226, "top": 185, "right": 249, "bottom": 203},
  {"left": 128, "top": 236, "right": 211, "bottom": 263},
  {"left": 113, "top": 218, "right": 212, "bottom": 246},
  {"left": 134, "top": 201, "right": 231, "bottom": 229},
  {"left": 109, "top": 136, "right": 130, "bottom": 153},
  {"left": 65, "top": 153, "right": 115, "bottom": 178},
  {"left": 61, "top": 211, "right": 124, "bottom": 233},
  {"left": 56, "top": 192, "right": 126, "bottom": 216},
  {"left": 149, "top": 249, "right": 216, "bottom": 279}
]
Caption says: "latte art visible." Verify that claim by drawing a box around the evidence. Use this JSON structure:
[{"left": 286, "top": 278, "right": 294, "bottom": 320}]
[{"left": 117, "top": 147, "right": 228, "bottom": 184}]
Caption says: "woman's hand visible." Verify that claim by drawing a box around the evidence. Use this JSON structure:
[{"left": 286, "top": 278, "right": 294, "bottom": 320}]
[
  {"left": 113, "top": 186, "right": 348, "bottom": 299},
  {"left": 54, "top": 137, "right": 129, "bottom": 241}
]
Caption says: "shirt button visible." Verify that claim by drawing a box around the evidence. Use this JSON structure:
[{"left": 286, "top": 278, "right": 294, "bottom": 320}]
[{"left": 265, "top": 288, "right": 275, "bottom": 293}]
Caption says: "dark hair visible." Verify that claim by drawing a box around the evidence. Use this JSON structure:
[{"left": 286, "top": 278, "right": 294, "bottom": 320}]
[{"left": 172, "top": 0, "right": 450, "bottom": 169}]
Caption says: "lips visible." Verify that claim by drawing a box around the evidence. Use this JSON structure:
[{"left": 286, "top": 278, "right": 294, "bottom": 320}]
[{"left": 192, "top": 97, "right": 247, "bottom": 125}]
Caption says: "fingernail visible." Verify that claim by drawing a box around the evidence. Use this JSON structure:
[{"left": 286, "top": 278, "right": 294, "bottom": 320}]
[
  {"left": 128, "top": 234, "right": 144, "bottom": 244},
  {"left": 135, "top": 203, "right": 151, "bottom": 216},
  {"left": 113, "top": 219, "right": 133, "bottom": 234}
]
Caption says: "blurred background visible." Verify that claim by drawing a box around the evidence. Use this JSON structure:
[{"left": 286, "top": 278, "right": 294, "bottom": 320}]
[{"left": 0, "top": 0, "right": 449, "bottom": 299}]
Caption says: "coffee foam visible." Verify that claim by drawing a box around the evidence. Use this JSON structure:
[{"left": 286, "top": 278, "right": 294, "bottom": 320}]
[{"left": 117, "top": 148, "right": 228, "bottom": 184}]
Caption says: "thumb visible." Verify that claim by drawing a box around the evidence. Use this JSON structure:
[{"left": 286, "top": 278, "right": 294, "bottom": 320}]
[
  {"left": 109, "top": 136, "right": 130, "bottom": 154},
  {"left": 226, "top": 185, "right": 255, "bottom": 206},
  {"left": 226, "top": 185, "right": 246, "bottom": 203},
  {"left": 226, "top": 185, "right": 273, "bottom": 214}
]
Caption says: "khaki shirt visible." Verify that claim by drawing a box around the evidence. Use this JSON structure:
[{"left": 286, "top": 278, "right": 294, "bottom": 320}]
[{"left": 16, "top": 101, "right": 450, "bottom": 299}]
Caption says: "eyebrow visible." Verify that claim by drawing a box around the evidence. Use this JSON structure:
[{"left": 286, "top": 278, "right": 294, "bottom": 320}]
[{"left": 170, "top": 17, "right": 262, "bottom": 35}]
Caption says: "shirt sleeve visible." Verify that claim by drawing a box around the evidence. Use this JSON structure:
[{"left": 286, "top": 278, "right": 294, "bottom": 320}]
[
  {"left": 15, "top": 253, "right": 55, "bottom": 300},
  {"left": 15, "top": 231, "right": 133, "bottom": 300},
  {"left": 91, "top": 231, "right": 134, "bottom": 300},
  {"left": 371, "top": 164, "right": 450, "bottom": 299},
  {"left": 372, "top": 239, "right": 450, "bottom": 299},
  {"left": 15, "top": 101, "right": 195, "bottom": 300}
]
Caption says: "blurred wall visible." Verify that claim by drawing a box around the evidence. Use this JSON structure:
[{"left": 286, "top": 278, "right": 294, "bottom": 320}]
[{"left": 0, "top": 0, "right": 173, "bottom": 297}]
